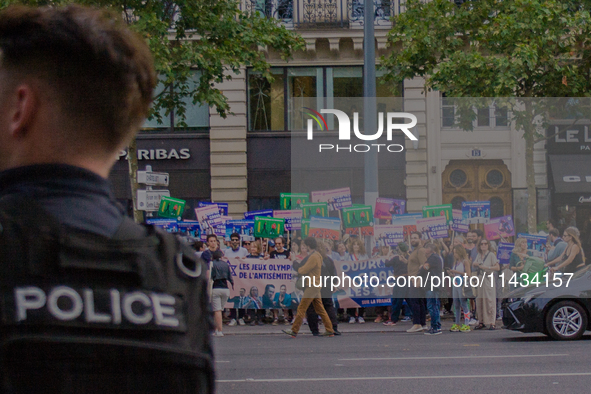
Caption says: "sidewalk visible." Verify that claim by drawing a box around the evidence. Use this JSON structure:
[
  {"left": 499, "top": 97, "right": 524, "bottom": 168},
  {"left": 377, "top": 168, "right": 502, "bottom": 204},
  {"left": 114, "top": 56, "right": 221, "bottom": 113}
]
[{"left": 222, "top": 315, "right": 458, "bottom": 336}]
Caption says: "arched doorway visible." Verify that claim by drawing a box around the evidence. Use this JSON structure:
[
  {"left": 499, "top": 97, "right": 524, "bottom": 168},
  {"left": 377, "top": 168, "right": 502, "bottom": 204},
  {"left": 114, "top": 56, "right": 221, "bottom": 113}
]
[{"left": 442, "top": 160, "right": 512, "bottom": 218}]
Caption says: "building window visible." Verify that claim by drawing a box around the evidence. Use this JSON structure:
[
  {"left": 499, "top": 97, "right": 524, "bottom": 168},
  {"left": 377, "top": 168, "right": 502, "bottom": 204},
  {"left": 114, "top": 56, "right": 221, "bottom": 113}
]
[
  {"left": 248, "top": 66, "right": 403, "bottom": 132},
  {"left": 248, "top": 68, "right": 285, "bottom": 131},
  {"left": 450, "top": 169, "right": 468, "bottom": 188},
  {"left": 327, "top": 67, "right": 363, "bottom": 98},
  {"left": 441, "top": 98, "right": 510, "bottom": 129},
  {"left": 142, "top": 71, "right": 209, "bottom": 133},
  {"left": 486, "top": 170, "right": 504, "bottom": 188},
  {"left": 490, "top": 196, "right": 505, "bottom": 218}
]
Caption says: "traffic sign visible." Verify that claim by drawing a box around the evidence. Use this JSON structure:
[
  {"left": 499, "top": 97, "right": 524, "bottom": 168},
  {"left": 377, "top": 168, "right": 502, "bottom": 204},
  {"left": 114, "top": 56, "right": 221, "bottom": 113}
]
[
  {"left": 137, "top": 171, "right": 169, "bottom": 186},
  {"left": 137, "top": 189, "right": 170, "bottom": 211}
]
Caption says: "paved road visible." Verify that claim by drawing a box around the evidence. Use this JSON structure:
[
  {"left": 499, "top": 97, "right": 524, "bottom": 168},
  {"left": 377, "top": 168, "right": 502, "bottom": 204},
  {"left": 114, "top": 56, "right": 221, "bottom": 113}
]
[{"left": 214, "top": 321, "right": 591, "bottom": 394}]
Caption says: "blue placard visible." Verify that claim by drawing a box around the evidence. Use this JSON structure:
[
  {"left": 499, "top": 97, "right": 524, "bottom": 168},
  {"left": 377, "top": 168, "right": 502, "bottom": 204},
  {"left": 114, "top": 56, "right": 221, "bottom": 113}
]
[
  {"left": 461, "top": 201, "right": 491, "bottom": 224},
  {"left": 177, "top": 220, "right": 201, "bottom": 237},
  {"left": 516, "top": 233, "right": 548, "bottom": 259},
  {"left": 243, "top": 209, "right": 274, "bottom": 220},
  {"left": 198, "top": 201, "right": 229, "bottom": 216},
  {"left": 225, "top": 220, "right": 255, "bottom": 241},
  {"left": 146, "top": 218, "right": 178, "bottom": 233},
  {"left": 497, "top": 242, "right": 514, "bottom": 266}
]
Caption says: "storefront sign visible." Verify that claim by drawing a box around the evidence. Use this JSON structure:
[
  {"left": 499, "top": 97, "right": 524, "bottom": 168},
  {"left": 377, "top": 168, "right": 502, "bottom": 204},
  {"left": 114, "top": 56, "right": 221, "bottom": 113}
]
[{"left": 547, "top": 125, "right": 591, "bottom": 154}]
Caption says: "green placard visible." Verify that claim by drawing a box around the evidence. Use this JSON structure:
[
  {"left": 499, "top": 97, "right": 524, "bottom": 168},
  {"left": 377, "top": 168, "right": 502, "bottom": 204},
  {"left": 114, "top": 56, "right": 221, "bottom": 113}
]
[
  {"left": 342, "top": 205, "right": 373, "bottom": 229},
  {"left": 158, "top": 196, "right": 186, "bottom": 219},
  {"left": 300, "top": 202, "right": 329, "bottom": 219},
  {"left": 254, "top": 216, "right": 285, "bottom": 238},
  {"left": 301, "top": 218, "right": 310, "bottom": 238},
  {"left": 280, "top": 193, "right": 309, "bottom": 210},
  {"left": 422, "top": 204, "right": 453, "bottom": 225}
]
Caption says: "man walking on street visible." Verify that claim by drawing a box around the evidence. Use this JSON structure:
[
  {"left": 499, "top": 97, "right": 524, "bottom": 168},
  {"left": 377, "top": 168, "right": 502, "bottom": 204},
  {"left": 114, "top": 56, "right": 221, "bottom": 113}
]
[{"left": 283, "top": 237, "right": 334, "bottom": 338}]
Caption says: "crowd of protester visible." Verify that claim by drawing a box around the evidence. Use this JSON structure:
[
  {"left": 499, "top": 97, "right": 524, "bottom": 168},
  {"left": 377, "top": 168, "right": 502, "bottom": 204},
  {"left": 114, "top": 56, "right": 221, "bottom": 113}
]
[{"left": 197, "top": 219, "right": 588, "bottom": 337}]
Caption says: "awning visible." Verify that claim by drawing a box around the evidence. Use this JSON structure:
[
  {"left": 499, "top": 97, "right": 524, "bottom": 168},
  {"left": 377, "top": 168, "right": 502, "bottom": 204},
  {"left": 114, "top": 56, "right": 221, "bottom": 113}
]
[{"left": 549, "top": 155, "right": 591, "bottom": 194}]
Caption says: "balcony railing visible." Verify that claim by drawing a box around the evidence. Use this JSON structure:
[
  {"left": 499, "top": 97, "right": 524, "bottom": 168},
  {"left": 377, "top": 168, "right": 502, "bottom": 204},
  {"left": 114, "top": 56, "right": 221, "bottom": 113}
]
[{"left": 242, "top": 0, "right": 400, "bottom": 29}]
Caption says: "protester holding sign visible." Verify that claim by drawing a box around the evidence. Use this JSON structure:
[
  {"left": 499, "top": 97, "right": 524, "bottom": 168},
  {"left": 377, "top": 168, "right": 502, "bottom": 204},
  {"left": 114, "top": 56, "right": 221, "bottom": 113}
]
[
  {"left": 225, "top": 233, "right": 248, "bottom": 258},
  {"left": 332, "top": 242, "right": 349, "bottom": 261},
  {"left": 545, "top": 227, "right": 586, "bottom": 274},
  {"left": 447, "top": 245, "right": 472, "bottom": 333},
  {"left": 406, "top": 232, "right": 428, "bottom": 333},
  {"left": 546, "top": 229, "right": 568, "bottom": 263},
  {"left": 421, "top": 243, "right": 444, "bottom": 335},
  {"left": 347, "top": 238, "right": 369, "bottom": 324},
  {"left": 383, "top": 243, "right": 410, "bottom": 326},
  {"left": 270, "top": 237, "right": 292, "bottom": 325},
  {"left": 509, "top": 238, "right": 531, "bottom": 275},
  {"left": 246, "top": 241, "right": 263, "bottom": 258},
  {"left": 472, "top": 239, "right": 499, "bottom": 330}
]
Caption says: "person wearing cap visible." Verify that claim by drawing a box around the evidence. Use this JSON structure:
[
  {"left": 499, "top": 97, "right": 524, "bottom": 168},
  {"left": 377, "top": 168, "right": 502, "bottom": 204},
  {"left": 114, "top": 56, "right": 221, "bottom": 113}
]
[
  {"left": 383, "top": 242, "right": 410, "bottom": 326},
  {"left": 263, "top": 239, "right": 276, "bottom": 259}
]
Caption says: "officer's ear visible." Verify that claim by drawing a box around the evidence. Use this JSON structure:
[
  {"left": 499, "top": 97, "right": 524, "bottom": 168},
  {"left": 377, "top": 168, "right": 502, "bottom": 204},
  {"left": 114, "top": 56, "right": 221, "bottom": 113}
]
[{"left": 6, "top": 83, "right": 39, "bottom": 139}]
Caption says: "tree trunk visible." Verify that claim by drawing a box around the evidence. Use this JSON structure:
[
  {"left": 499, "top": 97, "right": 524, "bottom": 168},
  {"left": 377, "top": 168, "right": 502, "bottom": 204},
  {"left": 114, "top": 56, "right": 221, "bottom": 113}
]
[
  {"left": 524, "top": 100, "right": 537, "bottom": 234},
  {"left": 127, "top": 138, "right": 143, "bottom": 223}
]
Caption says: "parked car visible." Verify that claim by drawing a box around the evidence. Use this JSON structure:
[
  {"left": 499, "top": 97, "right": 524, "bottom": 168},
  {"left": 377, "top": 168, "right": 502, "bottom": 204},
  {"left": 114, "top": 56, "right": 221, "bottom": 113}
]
[{"left": 502, "top": 265, "right": 591, "bottom": 340}]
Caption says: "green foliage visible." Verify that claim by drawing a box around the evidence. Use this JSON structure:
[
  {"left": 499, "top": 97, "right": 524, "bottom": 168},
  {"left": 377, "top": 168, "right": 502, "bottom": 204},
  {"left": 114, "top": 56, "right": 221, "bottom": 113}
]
[
  {"left": 381, "top": 0, "right": 591, "bottom": 100},
  {"left": 380, "top": 0, "right": 591, "bottom": 233},
  {"left": 1, "top": 0, "right": 304, "bottom": 123}
]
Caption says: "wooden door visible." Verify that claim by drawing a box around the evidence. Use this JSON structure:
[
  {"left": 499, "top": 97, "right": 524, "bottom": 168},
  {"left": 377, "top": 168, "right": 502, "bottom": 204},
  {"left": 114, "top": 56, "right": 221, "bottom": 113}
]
[{"left": 442, "top": 159, "right": 512, "bottom": 218}]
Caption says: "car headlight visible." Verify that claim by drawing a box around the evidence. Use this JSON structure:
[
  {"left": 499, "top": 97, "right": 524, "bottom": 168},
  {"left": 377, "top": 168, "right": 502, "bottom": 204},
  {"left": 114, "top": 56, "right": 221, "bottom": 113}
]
[{"left": 522, "top": 290, "right": 546, "bottom": 304}]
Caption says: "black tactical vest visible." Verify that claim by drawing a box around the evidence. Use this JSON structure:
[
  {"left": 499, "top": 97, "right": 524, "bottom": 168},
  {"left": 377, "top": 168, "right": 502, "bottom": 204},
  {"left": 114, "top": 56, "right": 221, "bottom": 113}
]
[{"left": 0, "top": 196, "right": 214, "bottom": 394}]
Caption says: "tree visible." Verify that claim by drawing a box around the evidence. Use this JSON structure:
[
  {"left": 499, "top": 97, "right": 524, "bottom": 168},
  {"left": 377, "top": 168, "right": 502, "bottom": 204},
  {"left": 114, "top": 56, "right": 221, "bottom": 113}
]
[
  {"left": 1, "top": 0, "right": 304, "bottom": 221},
  {"left": 380, "top": 0, "right": 591, "bottom": 233}
]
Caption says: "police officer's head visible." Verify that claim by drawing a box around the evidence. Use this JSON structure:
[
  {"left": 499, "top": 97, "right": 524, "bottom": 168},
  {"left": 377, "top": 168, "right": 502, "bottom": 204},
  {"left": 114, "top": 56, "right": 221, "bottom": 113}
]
[{"left": 0, "top": 5, "right": 156, "bottom": 177}]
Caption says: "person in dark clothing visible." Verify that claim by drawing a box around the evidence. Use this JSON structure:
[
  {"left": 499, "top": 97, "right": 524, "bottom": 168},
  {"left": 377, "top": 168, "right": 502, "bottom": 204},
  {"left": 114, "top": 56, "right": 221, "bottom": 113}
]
[
  {"left": 383, "top": 242, "right": 410, "bottom": 326},
  {"left": 211, "top": 250, "right": 234, "bottom": 336},
  {"left": 421, "top": 243, "right": 444, "bottom": 335},
  {"left": 0, "top": 5, "right": 214, "bottom": 392},
  {"left": 306, "top": 240, "right": 341, "bottom": 336}
]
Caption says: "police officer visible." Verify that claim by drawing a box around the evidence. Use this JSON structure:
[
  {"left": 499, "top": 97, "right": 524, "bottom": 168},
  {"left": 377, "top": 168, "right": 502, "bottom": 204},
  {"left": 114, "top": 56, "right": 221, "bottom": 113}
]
[{"left": 0, "top": 5, "right": 212, "bottom": 393}]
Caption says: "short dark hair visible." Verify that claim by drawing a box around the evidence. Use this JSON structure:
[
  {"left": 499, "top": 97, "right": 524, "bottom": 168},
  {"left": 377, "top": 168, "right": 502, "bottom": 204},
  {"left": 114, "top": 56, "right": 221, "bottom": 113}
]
[
  {"left": 549, "top": 228, "right": 560, "bottom": 237},
  {"left": 0, "top": 5, "right": 156, "bottom": 151},
  {"left": 212, "top": 250, "right": 224, "bottom": 260},
  {"left": 303, "top": 237, "right": 318, "bottom": 250},
  {"left": 264, "top": 284, "right": 275, "bottom": 294},
  {"left": 194, "top": 241, "right": 204, "bottom": 250},
  {"left": 230, "top": 233, "right": 240, "bottom": 240},
  {"left": 473, "top": 229, "right": 484, "bottom": 238},
  {"left": 206, "top": 234, "right": 218, "bottom": 242},
  {"left": 410, "top": 231, "right": 422, "bottom": 238}
]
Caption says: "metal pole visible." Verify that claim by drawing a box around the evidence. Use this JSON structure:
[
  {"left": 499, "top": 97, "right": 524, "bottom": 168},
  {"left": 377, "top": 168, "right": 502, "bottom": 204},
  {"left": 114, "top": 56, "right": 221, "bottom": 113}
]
[
  {"left": 364, "top": 0, "right": 378, "bottom": 209},
  {"left": 363, "top": 0, "right": 378, "bottom": 255}
]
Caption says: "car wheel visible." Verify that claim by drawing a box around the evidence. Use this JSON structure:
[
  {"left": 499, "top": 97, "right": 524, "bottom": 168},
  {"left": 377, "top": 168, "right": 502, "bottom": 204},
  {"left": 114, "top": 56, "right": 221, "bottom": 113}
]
[{"left": 545, "top": 301, "right": 587, "bottom": 341}]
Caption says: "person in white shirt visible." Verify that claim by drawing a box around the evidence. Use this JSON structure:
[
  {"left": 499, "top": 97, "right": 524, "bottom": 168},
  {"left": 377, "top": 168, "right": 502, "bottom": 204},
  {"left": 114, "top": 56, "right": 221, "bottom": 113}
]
[{"left": 224, "top": 233, "right": 248, "bottom": 259}]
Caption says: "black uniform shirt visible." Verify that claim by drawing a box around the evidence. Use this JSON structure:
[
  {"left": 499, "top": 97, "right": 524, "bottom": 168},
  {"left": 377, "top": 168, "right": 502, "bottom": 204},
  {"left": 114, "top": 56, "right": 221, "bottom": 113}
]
[{"left": 0, "top": 164, "right": 125, "bottom": 237}]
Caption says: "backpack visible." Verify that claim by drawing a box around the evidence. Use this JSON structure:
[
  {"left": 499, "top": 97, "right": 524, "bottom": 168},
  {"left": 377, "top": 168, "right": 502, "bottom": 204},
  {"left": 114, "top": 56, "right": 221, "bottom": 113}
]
[{"left": 0, "top": 196, "right": 214, "bottom": 394}]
